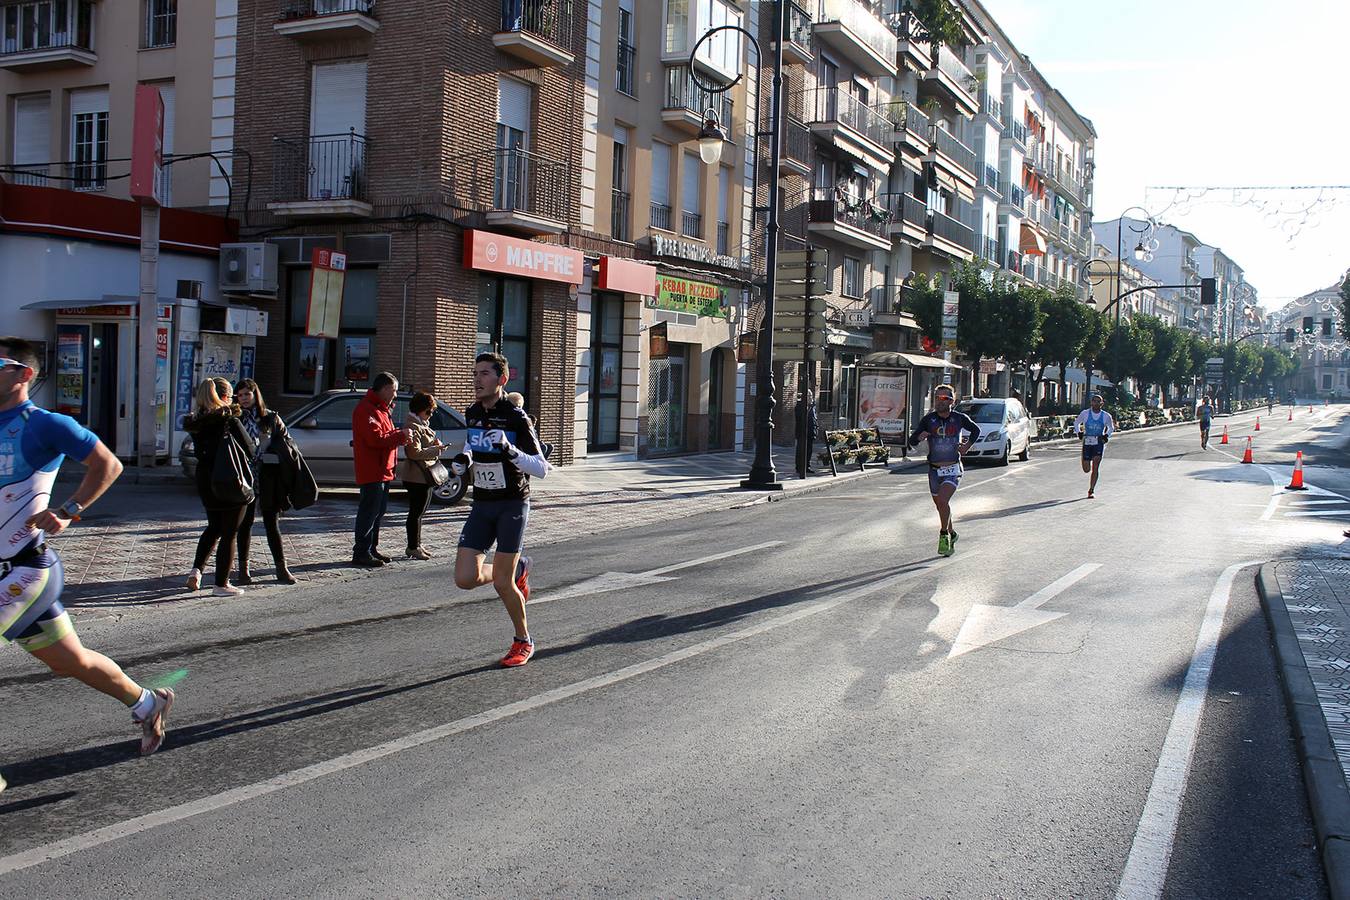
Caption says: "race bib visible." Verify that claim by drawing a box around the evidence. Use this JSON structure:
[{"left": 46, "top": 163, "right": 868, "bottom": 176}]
[
  {"left": 1083, "top": 435, "right": 1098, "bottom": 446},
  {"left": 473, "top": 462, "right": 506, "bottom": 490},
  {"left": 936, "top": 463, "right": 961, "bottom": 478}
]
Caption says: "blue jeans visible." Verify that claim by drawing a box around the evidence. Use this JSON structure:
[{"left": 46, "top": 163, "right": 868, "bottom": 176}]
[{"left": 353, "top": 481, "right": 390, "bottom": 559}]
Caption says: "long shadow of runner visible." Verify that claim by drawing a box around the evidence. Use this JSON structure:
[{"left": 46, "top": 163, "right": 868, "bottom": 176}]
[
  {"left": 63, "top": 561, "right": 364, "bottom": 607},
  {"left": 956, "top": 497, "right": 1085, "bottom": 524},
  {"left": 1, "top": 667, "right": 495, "bottom": 794},
  {"left": 535, "top": 562, "right": 932, "bottom": 662}
]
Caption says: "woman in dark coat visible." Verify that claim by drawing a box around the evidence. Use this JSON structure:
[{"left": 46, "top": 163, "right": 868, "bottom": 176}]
[
  {"left": 234, "top": 379, "right": 296, "bottom": 584},
  {"left": 183, "top": 377, "right": 255, "bottom": 596}
]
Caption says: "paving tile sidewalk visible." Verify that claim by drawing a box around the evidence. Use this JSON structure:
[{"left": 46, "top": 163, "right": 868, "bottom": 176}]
[
  {"left": 53, "top": 447, "right": 919, "bottom": 609},
  {"left": 1260, "top": 559, "right": 1350, "bottom": 897}
]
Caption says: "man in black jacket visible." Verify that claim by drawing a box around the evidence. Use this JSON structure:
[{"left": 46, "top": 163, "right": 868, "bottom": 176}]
[{"left": 795, "top": 389, "right": 818, "bottom": 478}]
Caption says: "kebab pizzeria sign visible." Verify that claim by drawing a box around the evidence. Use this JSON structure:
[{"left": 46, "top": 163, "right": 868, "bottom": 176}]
[{"left": 648, "top": 274, "right": 729, "bottom": 319}]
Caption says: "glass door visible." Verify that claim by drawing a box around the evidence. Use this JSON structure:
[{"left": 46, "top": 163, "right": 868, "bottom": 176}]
[
  {"left": 708, "top": 348, "right": 724, "bottom": 449},
  {"left": 589, "top": 293, "right": 623, "bottom": 450},
  {"left": 646, "top": 348, "right": 686, "bottom": 453}
]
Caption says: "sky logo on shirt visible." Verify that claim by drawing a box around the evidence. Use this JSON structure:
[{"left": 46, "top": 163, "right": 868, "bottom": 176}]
[{"left": 466, "top": 428, "right": 517, "bottom": 453}]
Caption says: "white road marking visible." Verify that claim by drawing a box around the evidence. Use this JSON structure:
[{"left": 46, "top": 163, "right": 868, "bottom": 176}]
[
  {"left": 1115, "top": 561, "right": 1260, "bottom": 900},
  {"left": 0, "top": 558, "right": 949, "bottom": 877},
  {"left": 1288, "top": 499, "right": 1350, "bottom": 505},
  {"left": 1284, "top": 510, "right": 1350, "bottom": 518},
  {"left": 948, "top": 563, "right": 1101, "bottom": 658},
  {"left": 532, "top": 542, "right": 784, "bottom": 605}
]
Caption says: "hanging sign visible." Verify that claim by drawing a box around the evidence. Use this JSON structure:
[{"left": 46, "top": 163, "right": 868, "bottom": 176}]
[
  {"left": 649, "top": 321, "right": 669, "bottom": 359},
  {"left": 649, "top": 275, "right": 729, "bottom": 319},
  {"left": 306, "top": 248, "right": 347, "bottom": 338},
  {"left": 942, "top": 290, "right": 960, "bottom": 350}
]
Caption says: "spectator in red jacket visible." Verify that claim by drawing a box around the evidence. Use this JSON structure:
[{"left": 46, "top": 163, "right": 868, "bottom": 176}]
[{"left": 351, "top": 372, "right": 409, "bottom": 567}]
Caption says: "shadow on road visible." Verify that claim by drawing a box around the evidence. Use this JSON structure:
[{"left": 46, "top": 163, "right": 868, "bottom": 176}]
[{"left": 957, "top": 497, "right": 1086, "bottom": 524}]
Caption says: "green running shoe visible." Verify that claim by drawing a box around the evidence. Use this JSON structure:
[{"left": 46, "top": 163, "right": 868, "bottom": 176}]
[{"left": 937, "top": 533, "right": 952, "bottom": 557}]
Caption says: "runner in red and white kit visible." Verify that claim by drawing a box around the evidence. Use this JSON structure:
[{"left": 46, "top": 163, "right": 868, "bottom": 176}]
[
  {"left": 451, "top": 352, "right": 553, "bottom": 668},
  {"left": 0, "top": 337, "right": 174, "bottom": 793}
]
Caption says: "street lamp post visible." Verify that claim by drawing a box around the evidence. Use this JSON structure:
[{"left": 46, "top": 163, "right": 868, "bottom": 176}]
[
  {"left": 1084, "top": 207, "right": 1155, "bottom": 405},
  {"left": 688, "top": 3, "right": 786, "bottom": 490}
]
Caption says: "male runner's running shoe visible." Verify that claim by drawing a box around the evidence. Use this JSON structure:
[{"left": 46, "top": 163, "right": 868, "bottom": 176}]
[
  {"left": 515, "top": 555, "right": 532, "bottom": 602},
  {"left": 937, "top": 534, "right": 952, "bottom": 557},
  {"left": 0, "top": 773, "right": 6, "bottom": 794},
  {"left": 137, "top": 688, "right": 175, "bottom": 756},
  {"left": 949, "top": 530, "right": 959, "bottom": 549},
  {"left": 501, "top": 639, "right": 535, "bottom": 668}
]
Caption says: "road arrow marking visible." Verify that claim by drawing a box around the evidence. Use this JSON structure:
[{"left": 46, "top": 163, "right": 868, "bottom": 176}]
[
  {"left": 532, "top": 541, "right": 784, "bottom": 605},
  {"left": 947, "top": 563, "right": 1102, "bottom": 658}
]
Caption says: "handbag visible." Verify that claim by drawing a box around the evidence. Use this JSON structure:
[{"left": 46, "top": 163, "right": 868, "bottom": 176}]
[
  {"left": 211, "top": 425, "right": 256, "bottom": 506},
  {"left": 420, "top": 459, "right": 450, "bottom": 487}
]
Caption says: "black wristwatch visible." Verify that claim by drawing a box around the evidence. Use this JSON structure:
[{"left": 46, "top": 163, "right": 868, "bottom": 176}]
[{"left": 58, "top": 499, "right": 84, "bottom": 520}]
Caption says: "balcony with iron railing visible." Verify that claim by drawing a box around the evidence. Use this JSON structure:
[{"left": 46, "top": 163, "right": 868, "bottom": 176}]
[
  {"left": 929, "top": 127, "right": 977, "bottom": 182},
  {"left": 814, "top": 0, "right": 897, "bottom": 78},
  {"left": 444, "top": 146, "right": 571, "bottom": 234},
  {"left": 717, "top": 221, "right": 729, "bottom": 256},
  {"left": 616, "top": 40, "right": 636, "bottom": 96},
  {"left": 681, "top": 209, "right": 703, "bottom": 239},
  {"left": 892, "top": 100, "right": 929, "bottom": 152},
  {"left": 1005, "top": 183, "right": 1026, "bottom": 210},
  {"left": 780, "top": 114, "right": 812, "bottom": 176},
  {"left": 802, "top": 86, "right": 893, "bottom": 170},
  {"left": 981, "top": 235, "right": 999, "bottom": 265},
  {"left": 663, "top": 65, "right": 732, "bottom": 136},
  {"left": 979, "top": 164, "right": 1001, "bottom": 197},
  {"left": 888, "top": 9, "right": 933, "bottom": 74},
  {"left": 808, "top": 193, "right": 892, "bottom": 251},
  {"left": 276, "top": 0, "right": 379, "bottom": 40},
  {"left": 1005, "top": 248, "right": 1023, "bottom": 275},
  {"left": 0, "top": 0, "right": 96, "bottom": 70},
  {"left": 1003, "top": 117, "right": 1028, "bottom": 148},
  {"left": 611, "top": 189, "right": 630, "bottom": 241},
  {"left": 650, "top": 201, "right": 673, "bottom": 232},
  {"left": 927, "top": 209, "right": 975, "bottom": 256},
  {"left": 920, "top": 43, "right": 977, "bottom": 116},
  {"left": 979, "top": 90, "right": 1002, "bottom": 122},
  {"left": 882, "top": 191, "right": 928, "bottom": 240},
  {"left": 493, "top": 0, "right": 575, "bottom": 66},
  {"left": 783, "top": 0, "right": 814, "bottom": 66},
  {"left": 270, "top": 131, "right": 371, "bottom": 217}
]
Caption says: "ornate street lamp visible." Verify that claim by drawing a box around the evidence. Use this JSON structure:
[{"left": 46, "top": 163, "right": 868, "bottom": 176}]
[{"left": 688, "top": 5, "right": 787, "bottom": 490}]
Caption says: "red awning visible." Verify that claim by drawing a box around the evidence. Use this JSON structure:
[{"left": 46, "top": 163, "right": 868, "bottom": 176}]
[{"left": 1019, "top": 222, "right": 1047, "bottom": 256}]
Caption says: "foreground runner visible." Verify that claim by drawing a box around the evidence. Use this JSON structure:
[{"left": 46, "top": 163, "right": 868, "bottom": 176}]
[
  {"left": 1074, "top": 392, "right": 1115, "bottom": 499},
  {"left": 452, "top": 353, "right": 553, "bottom": 667},
  {"left": 908, "top": 385, "right": 979, "bottom": 557},
  {"left": 0, "top": 337, "right": 174, "bottom": 784},
  {"left": 1197, "top": 395, "right": 1213, "bottom": 449}
]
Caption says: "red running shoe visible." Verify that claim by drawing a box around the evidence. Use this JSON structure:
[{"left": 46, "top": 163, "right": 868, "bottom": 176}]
[
  {"left": 501, "top": 639, "right": 535, "bottom": 668},
  {"left": 514, "top": 555, "right": 532, "bottom": 602}
]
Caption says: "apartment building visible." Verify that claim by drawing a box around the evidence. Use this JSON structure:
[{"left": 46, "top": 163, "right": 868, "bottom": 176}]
[
  {"left": 227, "top": 0, "right": 599, "bottom": 460},
  {"left": 1195, "top": 244, "right": 1253, "bottom": 342},
  {"left": 0, "top": 1, "right": 239, "bottom": 458},
  {"left": 1096, "top": 218, "right": 1218, "bottom": 337},
  {"left": 1087, "top": 243, "right": 1171, "bottom": 325},
  {"left": 576, "top": 0, "right": 755, "bottom": 458},
  {"left": 1269, "top": 281, "right": 1348, "bottom": 398}
]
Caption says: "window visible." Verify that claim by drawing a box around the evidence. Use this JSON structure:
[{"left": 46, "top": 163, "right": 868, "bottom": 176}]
[
  {"left": 309, "top": 61, "right": 368, "bottom": 200},
  {"left": 285, "top": 268, "right": 379, "bottom": 393},
  {"left": 478, "top": 277, "right": 531, "bottom": 399},
  {"left": 143, "top": 0, "right": 175, "bottom": 48},
  {"left": 310, "top": 395, "right": 362, "bottom": 428},
  {"left": 612, "top": 127, "right": 629, "bottom": 240},
  {"left": 650, "top": 141, "right": 672, "bottom": 231},
  {"left": 496, "top": 76, "right": 533, "bottom": 210},
  {"left": 717, "top": 166, "right": 731, "bottom": 256},
  {"left": 11, "top": 93, "right": 50, "bottom": 185},
  {"left": 681, "top": 151, "right": 702, "bottom": 238},
  {"left": 842, "top": 256, "right": 862, "bottom": 298},
  {"left": 616, "top": 0, "right": 636, "bottom": 97},
  {"left": 2, "top": 1, "right": 91, "bottom": 53},
  {"left": 69, "top": 87, "right": 108, "bottom": 191}
]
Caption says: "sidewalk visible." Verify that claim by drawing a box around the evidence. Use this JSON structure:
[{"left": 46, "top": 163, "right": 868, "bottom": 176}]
[
  {"left": 1259, "top": 559, "right": 1350, "bottom": 898},
  {"left": 53, "top": 447, "right": 918, "bottom": 609}
]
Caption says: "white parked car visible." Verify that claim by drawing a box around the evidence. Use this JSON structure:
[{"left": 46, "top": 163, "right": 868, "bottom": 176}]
[{"left": 955, "top": 397, "right": 1032, "bottom": 466}]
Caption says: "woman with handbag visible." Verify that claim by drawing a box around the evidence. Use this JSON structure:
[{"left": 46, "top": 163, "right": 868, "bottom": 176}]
[
  {"left": 399, "top": 391, "right": 447, "bottom": 560},
  {"left": 183, "top": 377, "right": 255, "bottom": 596},
  {"left": 234, "top": 378, "right": 296, "bottom": 585}
]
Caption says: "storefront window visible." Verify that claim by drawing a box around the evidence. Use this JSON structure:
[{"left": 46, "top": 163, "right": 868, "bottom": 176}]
[
  {"left": 285, "top": 267, "right": 378, "bottom": 393},
  {"left": 590, "top": 292, "right": 623, "bottom": 450},
  {"left": 478, "top": 276, "right": 531, "bottom": 399}
]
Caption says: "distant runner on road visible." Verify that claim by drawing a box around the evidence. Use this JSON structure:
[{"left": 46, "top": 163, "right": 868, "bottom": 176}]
[
  {"left": 1197, "top": 395, "right": 1213, "bottom": 449},
  {"left": 1074, "top": 393, "right": 1115, "bottom": 499},
  {"left": 0, "top": 336, "right": 174, "bottom": 792},
  {"left": 908, "top": 385, "right": 980, "bottom": 557}
]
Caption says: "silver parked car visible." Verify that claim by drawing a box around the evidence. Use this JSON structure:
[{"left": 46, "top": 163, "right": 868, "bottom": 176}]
[{"left": 179, "top": 390, "right": 470, "bottom": 505}]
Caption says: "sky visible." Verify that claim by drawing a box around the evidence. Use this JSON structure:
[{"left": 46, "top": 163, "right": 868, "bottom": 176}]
[{"left": 978, "top": 0, "right": 1350, "bottom": 311}]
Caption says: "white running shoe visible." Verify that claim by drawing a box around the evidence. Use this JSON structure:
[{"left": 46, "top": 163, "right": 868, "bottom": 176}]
[
  {"left": 136, "top": 688, "right": 175, "bottom": 756},
  {"left": 212, "top": 584, "right": 243, "bottom": 597}
]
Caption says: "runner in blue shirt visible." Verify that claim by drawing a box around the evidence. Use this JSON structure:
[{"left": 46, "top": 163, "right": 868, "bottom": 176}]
[
  {"left": 0, "top": 337, "right": 174, "bottom": 794},
  {"left": 1073, "top": 392, "right": 1115, "bottom": 499},
  {"left": 1196, "top": 395, "right": 1213, "bottom": 449},
  {"left": 908, "top": 385, "right": 980, "bottom": 557}
]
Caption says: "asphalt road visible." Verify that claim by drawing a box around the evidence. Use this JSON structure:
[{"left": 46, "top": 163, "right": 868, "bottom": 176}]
[{"left": 2, "top": 404, "right": 1346, "bottom": 898}]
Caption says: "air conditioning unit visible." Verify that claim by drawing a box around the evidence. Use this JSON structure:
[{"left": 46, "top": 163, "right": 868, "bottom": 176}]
[{"left": 219, "top": 242, "right": 279, "bottom": 295}]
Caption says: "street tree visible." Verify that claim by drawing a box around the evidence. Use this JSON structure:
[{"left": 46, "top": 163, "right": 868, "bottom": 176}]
[
  {"left": 990, "top": 278, "right": 1045, "bottom": 404},
  {"left": 897, "top": 0, "right": 966, "bottom": 47},
  {"left": 907, "top": 272, "right": 944, "bottom": 345},
  {"left": 1341, "top": 273, "right": 1350, "bottom": 341},
  {"left": 1137, "top": 316, "right": 1184, "bottom": 403},
  {"left": 1102, "top": 317, "right": 1156, "bottom": 402},
  {"left": 1030, "top": 286, "right": 1091, "bottom": 413}
]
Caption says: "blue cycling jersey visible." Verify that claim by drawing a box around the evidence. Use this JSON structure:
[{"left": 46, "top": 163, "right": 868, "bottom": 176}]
[{"left": 0, "top": 401, "right": 98, "bottom": 560}]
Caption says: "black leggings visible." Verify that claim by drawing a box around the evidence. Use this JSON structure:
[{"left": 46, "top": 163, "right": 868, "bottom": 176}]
[
  {"left": 193, "top": 505, "right": 249, "bottom": 587},
  {"left": 238, "top": 499, "right": 287, "bottom": 572},
  {"left": 405, "top": 483, "right": 433, "bottom": 550}
]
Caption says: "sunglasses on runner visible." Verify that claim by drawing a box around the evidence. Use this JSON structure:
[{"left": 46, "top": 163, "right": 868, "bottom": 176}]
[{"left": 0, "top": 357, "right": 31, "bottom": 371}]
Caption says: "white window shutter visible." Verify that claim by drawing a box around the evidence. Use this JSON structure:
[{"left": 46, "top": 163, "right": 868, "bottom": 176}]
[
  {"left": 651, "top": 142, "right": 670, "bottom": 206},
  {"left": 718, "top": 166, "right": 729, "bottom": 222},
  {"left": 310, "top": 61, "right": 368, "bottom": 137},
  {"left": 497, "top": 77, "right": 533, "bottom": 135},
  {"left": 13, "top": 94, "right": 50, "bottom": 166},
  {"left": 70, "top": 87, "right": 108, "bottom": 118},
  {"left": 682, "top": 152, "right": 700, "bottom": 214}
]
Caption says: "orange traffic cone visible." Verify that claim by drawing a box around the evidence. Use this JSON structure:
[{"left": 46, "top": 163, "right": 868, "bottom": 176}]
[
  {"left": 1255, "top": 417, "right": 1261, "bottom": 431},
  {"left": 1241, "top": 436, "right": 1254, "bottom": 464},
  {"left": 1219, "top": 426, "right": 1229, "bottom": 445},
  {"left": 1286, "top": 451, "right": 1307, "bottom": 490}
]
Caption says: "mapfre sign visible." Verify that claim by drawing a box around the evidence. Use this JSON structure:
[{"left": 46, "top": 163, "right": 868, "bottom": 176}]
[{"left": 463, "top": 230, "right": 584, "bottom": 285}]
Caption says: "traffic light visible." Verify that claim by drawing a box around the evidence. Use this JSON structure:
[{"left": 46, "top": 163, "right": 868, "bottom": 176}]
[
  {"left": 1323, "top": 318, "right": 1334, "bottom": 336},
  {"left": 1285, "top": 328, "right": 1297, "bottom": 342},
  {"left": 1304, "top": 316, "right": 1315, "bottom": 334},
  {"left": 1200, "top": 277, "right": 1217, "bottom": 305}
]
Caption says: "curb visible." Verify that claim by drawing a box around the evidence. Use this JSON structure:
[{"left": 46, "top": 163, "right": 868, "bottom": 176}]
[
  {"left": 1257, "top": 563, "right": 1350, "bottom": 900},
  {"left": 735, "top": 456, "right": 928, "bottom": 507}
]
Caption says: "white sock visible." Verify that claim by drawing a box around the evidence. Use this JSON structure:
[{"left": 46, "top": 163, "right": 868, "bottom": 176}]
[{"left": 130, "top": 688, "right": 155, "bottom": 721}]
